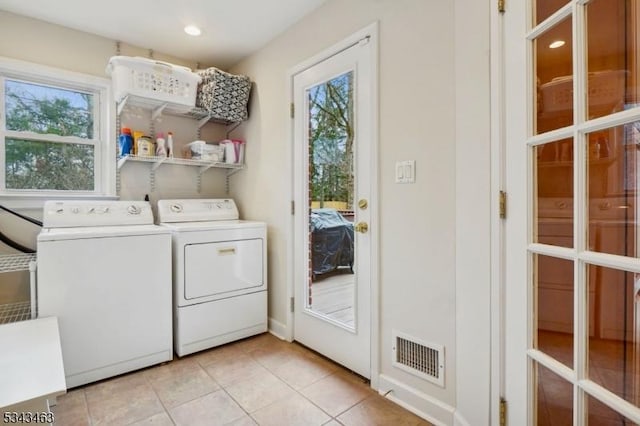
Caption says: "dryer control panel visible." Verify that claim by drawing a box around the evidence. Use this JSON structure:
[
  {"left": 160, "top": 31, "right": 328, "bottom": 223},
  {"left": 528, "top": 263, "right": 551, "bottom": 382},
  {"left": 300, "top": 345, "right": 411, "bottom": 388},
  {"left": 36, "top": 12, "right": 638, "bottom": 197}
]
[{"left": 157, "top": 199, "right": 239, "bottom": 223}]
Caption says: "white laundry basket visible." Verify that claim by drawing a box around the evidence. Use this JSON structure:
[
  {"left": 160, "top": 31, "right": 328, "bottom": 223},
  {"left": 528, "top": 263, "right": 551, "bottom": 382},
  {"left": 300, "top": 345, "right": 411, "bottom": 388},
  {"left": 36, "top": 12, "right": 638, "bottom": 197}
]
[{"left": 106, "top": 56, "right": 201, "bottom": 108}]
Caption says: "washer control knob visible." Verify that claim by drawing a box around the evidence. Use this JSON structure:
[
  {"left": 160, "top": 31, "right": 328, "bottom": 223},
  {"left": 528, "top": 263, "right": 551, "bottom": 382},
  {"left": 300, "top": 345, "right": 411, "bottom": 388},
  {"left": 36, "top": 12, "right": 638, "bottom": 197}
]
[
  {"left": 127, "top": 205, "right": 142, "bottom": 215},
  {"left": 170, "top": 204, "right": 183, "bottom": 213}
]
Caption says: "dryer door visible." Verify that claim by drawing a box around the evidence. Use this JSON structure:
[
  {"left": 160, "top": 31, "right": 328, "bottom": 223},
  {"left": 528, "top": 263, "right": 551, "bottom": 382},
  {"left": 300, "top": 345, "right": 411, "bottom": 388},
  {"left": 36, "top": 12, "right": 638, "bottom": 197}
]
[{"left": 184, "top": 238, "right": 264, "bottom": 301}]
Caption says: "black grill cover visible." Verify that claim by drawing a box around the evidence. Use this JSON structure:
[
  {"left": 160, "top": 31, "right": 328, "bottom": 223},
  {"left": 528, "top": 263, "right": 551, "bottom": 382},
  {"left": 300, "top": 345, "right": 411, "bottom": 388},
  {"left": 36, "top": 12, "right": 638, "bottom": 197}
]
[{"left": 310, "top": 208, "right": 354, "bottom": 277}]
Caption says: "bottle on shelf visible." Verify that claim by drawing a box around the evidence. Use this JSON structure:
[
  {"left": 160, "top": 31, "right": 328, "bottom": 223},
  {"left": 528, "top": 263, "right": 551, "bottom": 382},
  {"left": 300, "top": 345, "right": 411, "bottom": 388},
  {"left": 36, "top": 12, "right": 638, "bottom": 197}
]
[
  {"left": 222, "top": 140, "right": 236, "bottom": 164},
  {"left": 132, "top": 130, "right": 144, "bottom": 155},
  {"left": 136, "top": 136, "right": 155, "bottom": 157},
  {"left": 118, "top": 127, "right": 133, "bottom": 157},
  {"left": 167, "top": 132, "right": 174, "bottom": 159},
  {"left": 156, "top": 133, "right": 167, "bottom": 157}
]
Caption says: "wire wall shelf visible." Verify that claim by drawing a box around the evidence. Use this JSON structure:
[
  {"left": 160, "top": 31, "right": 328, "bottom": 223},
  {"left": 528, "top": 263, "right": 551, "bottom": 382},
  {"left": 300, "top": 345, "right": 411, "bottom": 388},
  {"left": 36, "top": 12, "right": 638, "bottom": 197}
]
[
  {"left": 116, "top": 95, "right": 235, "bottom": 127},
  {"left": 117, "top": 154, "right": 244, "bottom": 172},
  {"left": 0, "top": 253, "right": 36, "bottom": 273},
  {"left": 117, "top": 155, "right": 244, "bottom": 193},
  {"left": 0, "top": 301, "right": 32, "bottom": 324}
]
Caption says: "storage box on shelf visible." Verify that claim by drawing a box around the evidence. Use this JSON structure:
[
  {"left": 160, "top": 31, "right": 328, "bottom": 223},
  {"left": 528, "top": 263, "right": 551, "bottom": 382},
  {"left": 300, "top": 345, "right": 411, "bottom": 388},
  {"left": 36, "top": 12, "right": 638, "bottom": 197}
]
[
  {"left": 196, "top": 67, "right": 251, "bottom": 123},
  {"left": 107, "top": 56, "right": 201, "bottom": 112},
  {"left": 183, "top": 141, "right": 225, "bottom": 162}
]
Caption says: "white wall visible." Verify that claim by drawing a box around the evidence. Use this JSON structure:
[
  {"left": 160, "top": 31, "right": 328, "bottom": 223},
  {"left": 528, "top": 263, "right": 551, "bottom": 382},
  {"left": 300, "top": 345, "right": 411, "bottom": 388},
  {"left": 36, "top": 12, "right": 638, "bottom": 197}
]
[
  {"left": 226, "top": 0, "right": 487, "bottom": 422},
  {"left": 454, "top": 0, "right": 492, "bottom": 424},
  {"left": 0, "top": 11, "right": 198, "bottom": 76}
]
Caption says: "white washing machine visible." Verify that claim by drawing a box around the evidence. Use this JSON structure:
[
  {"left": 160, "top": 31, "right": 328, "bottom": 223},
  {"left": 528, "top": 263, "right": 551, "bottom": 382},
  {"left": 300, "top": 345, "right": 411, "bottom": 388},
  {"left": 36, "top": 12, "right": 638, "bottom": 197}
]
[
  {"left": 37, "top": 200, "right": 173, "bottom": 388},
  {"left": 157, "top": 199, "right": 267, "bottom": 357}
]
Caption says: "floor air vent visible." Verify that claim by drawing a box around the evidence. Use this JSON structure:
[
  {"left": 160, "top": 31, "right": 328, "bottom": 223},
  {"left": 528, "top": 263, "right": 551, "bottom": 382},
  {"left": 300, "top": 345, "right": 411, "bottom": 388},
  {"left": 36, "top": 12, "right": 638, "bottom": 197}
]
[{"left": 392, "top": 331, "right": 445, "bottom": 387}]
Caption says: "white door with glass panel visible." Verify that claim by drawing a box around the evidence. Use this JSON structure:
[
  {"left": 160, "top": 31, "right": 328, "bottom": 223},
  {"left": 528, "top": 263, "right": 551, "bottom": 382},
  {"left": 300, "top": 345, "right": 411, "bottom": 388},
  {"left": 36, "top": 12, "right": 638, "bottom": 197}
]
[
  {"left": 292, "top": 36, "right": 374, "bottom": 379},
  {"left": 504, "top": 0, "right": 640, "bottom": 423}
]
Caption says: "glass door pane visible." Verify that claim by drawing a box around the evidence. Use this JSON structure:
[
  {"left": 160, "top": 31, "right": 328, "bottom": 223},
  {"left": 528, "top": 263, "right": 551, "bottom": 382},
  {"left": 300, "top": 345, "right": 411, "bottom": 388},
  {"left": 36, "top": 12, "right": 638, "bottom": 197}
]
[
  {"left": 535, "top": 254, "right": 575, "bottom": 368},
  {"left": 535, "top": 362, "right": 573, "bottom": 425},
  {"left": 305, "top": 71, "right": 356, "bottom": 330},
  {"left": 586, "top": 123, "right": 638, "bottom": 258},
  {"left": 535, "top": 137, "right": 574, "bottom": 248},
  {"left": 588, "top": 264, "right": 638, "bottom": 407},
  {"left": 586, "top": 0, "right": 638, "bottom": 120},
  {"left": 534, "top": 0, "right": 570, "bottom": 26},
  {"left": 586, "top": 394, "right": 639, "bottom": 425},
  {"left": 535, "top": 16, "right": 573, "bottom": 135}
]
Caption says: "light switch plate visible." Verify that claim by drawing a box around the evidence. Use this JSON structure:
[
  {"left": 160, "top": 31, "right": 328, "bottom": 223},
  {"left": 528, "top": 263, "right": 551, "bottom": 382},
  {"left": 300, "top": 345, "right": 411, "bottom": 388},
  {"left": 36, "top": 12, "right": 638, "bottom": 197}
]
[{"left": 395, "top": 160, "right": 416, "bottom": 183}]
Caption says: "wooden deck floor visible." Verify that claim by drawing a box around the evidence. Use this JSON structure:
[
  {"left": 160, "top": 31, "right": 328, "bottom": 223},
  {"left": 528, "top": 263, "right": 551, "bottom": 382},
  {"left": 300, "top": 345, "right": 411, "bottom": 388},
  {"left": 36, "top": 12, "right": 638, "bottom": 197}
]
[{"left": 310, "top": 269, "right": 355, "bottom": 328}]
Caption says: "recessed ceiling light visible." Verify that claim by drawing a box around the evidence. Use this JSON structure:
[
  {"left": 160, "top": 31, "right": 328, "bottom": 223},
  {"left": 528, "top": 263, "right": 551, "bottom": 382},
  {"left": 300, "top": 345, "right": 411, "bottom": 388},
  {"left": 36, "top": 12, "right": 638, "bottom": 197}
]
[
  {"left": 549, "top": 40, "right": 565, "bottom": 49},
  {"left": 184, "top": 25, "right": 201, "bottom": 36}
]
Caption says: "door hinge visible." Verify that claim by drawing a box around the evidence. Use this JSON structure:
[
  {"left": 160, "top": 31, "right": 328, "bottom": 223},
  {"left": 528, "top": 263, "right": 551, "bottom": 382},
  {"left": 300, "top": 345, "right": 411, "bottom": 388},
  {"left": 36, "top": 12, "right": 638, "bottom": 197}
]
[
  {"left": 498, "top": 0, "right": 505, "bottom": 13},
  {"left": 290, "top": 102, "right": 295, "bottom": 118},
  {"left": 291, "top": 200, "right": 295, "bottom": 215},
  {"left": 500, "top": 398, "right": 507, "bottom": 426},
  {"left": 499, "top": 190, "right": 507, "bottom": 219},
  {"left": 290, "top": 297, "right": 295, "bottom": 313}
]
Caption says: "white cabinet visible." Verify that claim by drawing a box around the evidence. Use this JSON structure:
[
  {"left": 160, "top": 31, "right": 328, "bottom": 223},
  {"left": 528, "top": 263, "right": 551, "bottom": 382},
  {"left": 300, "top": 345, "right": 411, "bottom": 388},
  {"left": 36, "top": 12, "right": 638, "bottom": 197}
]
[{"left": 0, "top": 317, "right": 66, "bottom": 423}]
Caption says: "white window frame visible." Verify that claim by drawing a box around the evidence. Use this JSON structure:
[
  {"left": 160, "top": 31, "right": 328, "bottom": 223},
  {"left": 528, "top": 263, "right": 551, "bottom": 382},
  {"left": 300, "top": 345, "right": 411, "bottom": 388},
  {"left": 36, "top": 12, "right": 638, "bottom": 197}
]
[{"left": 0, "top": 56, "right": 115, "bottom": 209}]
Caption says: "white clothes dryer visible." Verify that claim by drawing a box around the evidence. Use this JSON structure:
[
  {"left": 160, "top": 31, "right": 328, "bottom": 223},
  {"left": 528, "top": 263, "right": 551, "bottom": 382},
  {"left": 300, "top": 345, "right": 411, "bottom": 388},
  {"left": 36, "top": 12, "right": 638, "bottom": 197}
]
[
  {"left": 37, "top": 200, "right": 173, "bottom": 388},
  {"left": 157, "top": 199, "right": 267, "bottom": 357}
]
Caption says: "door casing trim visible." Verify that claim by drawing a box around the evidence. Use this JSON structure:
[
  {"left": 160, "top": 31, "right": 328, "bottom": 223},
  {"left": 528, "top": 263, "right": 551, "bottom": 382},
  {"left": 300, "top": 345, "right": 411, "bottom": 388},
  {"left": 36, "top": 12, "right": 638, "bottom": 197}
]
[{"left": 490, "top": 5, "right": 506, "bottom": 426}]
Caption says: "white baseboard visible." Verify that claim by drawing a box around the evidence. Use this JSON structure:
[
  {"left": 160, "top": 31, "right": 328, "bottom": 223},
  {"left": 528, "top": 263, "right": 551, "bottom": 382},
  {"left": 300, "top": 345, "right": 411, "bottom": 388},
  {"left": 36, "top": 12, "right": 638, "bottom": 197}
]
[
  {"left": 268, "top": 317, "right": 287, "bottom": 340},
  {"left": 378, "top": 374, "right": 455, "bottom": 426},
  {"left": 453, "top": 411, "right": 472, "bottom": 426}
]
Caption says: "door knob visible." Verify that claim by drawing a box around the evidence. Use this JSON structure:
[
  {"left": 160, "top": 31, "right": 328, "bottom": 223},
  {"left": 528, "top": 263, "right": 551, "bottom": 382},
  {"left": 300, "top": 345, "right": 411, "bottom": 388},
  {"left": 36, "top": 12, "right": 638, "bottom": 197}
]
[{"left": 354, "top": 222, "right": 368, "bottom": 233}]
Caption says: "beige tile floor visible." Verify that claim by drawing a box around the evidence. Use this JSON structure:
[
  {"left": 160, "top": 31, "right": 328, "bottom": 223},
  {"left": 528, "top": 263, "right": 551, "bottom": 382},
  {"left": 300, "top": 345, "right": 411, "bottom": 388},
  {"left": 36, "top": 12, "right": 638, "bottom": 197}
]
[{"left": 52, "top": 333, "right": 432, "bottom": 426}]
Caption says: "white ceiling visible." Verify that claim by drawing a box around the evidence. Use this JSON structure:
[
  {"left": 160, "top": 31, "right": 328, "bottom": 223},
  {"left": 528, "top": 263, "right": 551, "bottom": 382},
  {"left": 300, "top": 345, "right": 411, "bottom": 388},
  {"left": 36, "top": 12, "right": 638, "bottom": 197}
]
[{"left": 0, "top": 0, "right": 328, "bottom": 69}]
